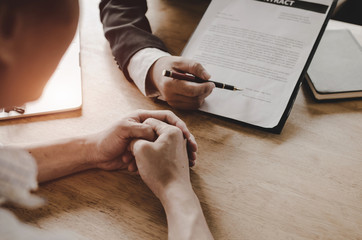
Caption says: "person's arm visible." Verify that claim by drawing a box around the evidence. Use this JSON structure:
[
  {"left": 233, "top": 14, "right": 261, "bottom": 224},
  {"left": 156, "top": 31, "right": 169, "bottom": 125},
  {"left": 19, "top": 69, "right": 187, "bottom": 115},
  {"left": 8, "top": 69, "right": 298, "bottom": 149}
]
[
  {"left": 99, "top": 0, "right": 168, "bottom": 81},
  {"left": 26, "top": 110, "right": 197, "bottom": 183},
  {"left": 99, "top": 0, "right": 215, "bottom": 110},
  {"left": 29, "top": 137, "right": 100, "bottom": 183},
  {"left": 161, "top": 183, "right": 213, "bottom": 240},
  {"left": 130, "top": 118, "right": 213, "bottom": 239}
]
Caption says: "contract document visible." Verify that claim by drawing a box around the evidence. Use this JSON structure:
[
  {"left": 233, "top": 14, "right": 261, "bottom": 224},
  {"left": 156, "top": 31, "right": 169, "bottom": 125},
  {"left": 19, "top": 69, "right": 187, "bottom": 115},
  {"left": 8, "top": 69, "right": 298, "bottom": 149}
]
[{"left": 182, "top": 0, "right": 336, "bottom": 132}]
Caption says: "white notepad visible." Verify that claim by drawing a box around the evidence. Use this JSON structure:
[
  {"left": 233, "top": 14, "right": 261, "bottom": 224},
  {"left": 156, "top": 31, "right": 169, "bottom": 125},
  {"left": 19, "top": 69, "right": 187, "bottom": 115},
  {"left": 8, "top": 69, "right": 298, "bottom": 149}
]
[
  {"left": 0, "top": 34, "right": 82, "bottom": 120},
  {"left": 306, "top": 29, "right": 362, "bottom": 100}
]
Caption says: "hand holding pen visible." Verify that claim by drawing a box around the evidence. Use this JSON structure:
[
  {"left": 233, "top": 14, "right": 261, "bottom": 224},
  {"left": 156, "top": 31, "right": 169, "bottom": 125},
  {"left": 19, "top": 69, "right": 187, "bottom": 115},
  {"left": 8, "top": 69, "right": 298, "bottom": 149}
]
[
  {"left": 148, "top": 56, "right": 216, "bottom": 110},
  {"left": 163, "top": 70, "right": 242, "bottom": 91}
]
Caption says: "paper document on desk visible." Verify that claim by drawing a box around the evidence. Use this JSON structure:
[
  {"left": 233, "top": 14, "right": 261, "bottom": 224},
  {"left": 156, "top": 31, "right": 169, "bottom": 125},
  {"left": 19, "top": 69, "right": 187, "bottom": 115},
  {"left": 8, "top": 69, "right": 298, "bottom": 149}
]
[{"left": 182, "top": 0, "right": 336, "bottom": 132}]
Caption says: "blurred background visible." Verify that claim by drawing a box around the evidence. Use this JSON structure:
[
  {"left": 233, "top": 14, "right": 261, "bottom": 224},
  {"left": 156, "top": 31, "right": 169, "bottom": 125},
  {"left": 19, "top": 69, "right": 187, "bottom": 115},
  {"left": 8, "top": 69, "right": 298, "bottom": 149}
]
[{"left": 333, "top": 0, "right": 362, "bottom": 25}]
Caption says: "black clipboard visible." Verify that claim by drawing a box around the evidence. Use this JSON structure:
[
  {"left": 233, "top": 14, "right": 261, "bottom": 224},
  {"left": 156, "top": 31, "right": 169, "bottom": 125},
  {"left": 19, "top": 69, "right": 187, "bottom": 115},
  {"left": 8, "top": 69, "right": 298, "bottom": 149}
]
[{"left": 182, "top": 0, "right": 338, "bottom": 134}]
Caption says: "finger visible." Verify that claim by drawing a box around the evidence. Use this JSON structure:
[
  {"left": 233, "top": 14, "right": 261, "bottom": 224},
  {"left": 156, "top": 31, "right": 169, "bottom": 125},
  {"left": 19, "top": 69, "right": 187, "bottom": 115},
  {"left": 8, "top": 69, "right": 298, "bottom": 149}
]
[
  {"left": 183, "top": 137, "right": 197, "bottom": 164},
  {"left": 128, "top": 139, "right": 151, "bottom": 171},
  {"left": 189, "top": 159, "right": 195, "bottom": 167},
  {"left": 129, "top": 138, "right": 150, "bottom": 156},
  {"left": 188, "top": 151, "right": 197, "bottom": 161},
  {"left": 188, "top": 134, "right": 197, "bottom": 152},
  {"left": 130, "top": 109, "right": 191, "bottom": 139},
  {"left": 138, "top": 115, "right": 198, "bottom": 156},
  {"left": 122, "top": 151, "right": 134, "bottom": 164},
  {"left": 142, "top": 118, "right": 183, "bottom": 139},
  {"left": 173, "top": 60, "right": 211, "bottom": 80},
  {"left": 121, "top": 120, "right": 156, "bottom": 142},
  {"left": 164, "top": 78, "right": 214, "bottom": 98},
  {"left": 127, "top": 161, "right": 138, "bottom": 172},
  {"left": 129, "top": 110, "right": 198, "bottom": 156},
  {"left": 144, "top": 118, "right": 197, "bottom": 161}
]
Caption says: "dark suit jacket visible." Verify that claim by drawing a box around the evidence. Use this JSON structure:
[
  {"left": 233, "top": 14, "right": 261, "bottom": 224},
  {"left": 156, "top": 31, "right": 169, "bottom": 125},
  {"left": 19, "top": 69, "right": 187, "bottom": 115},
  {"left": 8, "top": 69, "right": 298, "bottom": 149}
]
[{"left": 99, "top": 0, "right": 169, "bottom": 81}]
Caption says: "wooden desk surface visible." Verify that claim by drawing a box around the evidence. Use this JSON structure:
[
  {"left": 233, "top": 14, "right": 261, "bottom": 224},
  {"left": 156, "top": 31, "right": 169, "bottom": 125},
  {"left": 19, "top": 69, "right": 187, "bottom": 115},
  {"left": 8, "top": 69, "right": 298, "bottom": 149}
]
[{"left": 1, "top": 0, "right": 362, "bottom": 239}]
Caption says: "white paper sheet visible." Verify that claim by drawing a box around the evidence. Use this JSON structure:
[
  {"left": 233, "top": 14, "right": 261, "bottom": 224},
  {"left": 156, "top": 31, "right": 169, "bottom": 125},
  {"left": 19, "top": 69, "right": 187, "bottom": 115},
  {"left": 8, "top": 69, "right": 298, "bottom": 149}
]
[{"left": 182, "top": 0, "right": 335, "bottom": 129}]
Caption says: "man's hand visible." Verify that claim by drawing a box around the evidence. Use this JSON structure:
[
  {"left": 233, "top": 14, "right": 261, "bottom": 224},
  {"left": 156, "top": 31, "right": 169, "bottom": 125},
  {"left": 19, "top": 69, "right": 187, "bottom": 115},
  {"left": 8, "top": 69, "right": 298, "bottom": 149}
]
[
  {"left": 148, "top": 56, "right": 215, "bottom": 110},
  {"left": 129, "top": 118, "right": 214, "bottom": 239},
  {"left": 88, "top": 110, "right": 198, "bottom": 172},
  {"left": 129, "top": 118, "right": 191, "bottom": 199}
]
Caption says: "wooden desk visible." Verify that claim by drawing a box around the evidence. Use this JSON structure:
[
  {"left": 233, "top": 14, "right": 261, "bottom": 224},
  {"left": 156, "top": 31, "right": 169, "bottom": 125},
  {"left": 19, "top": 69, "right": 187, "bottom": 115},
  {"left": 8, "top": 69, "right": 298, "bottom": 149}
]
[{"left": 1, "top": 0, "right": 362, "bottom": 239}]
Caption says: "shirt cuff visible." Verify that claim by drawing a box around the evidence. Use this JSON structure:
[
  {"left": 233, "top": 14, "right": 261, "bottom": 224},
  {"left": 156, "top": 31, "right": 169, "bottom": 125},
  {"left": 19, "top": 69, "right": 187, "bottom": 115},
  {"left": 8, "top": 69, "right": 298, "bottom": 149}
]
[{"left": 127, "top": 48, "right": 171, "bottom": 97}]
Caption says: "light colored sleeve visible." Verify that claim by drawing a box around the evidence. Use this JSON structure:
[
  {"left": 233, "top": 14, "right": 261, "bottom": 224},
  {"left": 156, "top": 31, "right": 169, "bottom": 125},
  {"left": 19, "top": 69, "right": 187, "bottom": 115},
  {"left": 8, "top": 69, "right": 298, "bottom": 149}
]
[
  {"left": 0, "top": 146, "right": 44, "bottom": 208},
  {"left": 127, "top": 48, "right": 171, "bottom": 97},
  {"left": 0, "top": 209, "right": 81, "bottom": 240},
  {"left": 0, "top": 145, "right": 82, "bottom": 240}
]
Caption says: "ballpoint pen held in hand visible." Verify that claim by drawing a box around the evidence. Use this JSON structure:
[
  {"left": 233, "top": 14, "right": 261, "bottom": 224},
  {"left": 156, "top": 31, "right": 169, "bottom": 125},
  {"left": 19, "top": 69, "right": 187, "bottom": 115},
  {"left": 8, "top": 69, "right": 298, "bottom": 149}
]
[{"left": 162, "top": 70, "right": 242, "bottom": 91}]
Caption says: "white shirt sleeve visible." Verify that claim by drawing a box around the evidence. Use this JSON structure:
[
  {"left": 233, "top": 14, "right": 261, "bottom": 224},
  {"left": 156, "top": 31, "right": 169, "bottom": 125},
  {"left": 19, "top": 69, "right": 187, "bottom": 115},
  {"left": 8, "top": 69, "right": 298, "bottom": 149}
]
[
  {"left": 127, "top": 48, "right": 171, "bottom": 97},
  {"left": 0, "top": 146, "right": 44, "bottom": 208},
  {"left": 0, "top": 145, "right": 82, "bottom": 240}
]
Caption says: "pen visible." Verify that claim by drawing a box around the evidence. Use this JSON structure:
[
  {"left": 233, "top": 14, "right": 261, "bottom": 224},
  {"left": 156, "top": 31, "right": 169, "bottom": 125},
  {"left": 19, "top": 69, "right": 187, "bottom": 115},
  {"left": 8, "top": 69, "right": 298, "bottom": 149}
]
[{"left": 162, "top": 70, "right": 242, "bottom": 91}]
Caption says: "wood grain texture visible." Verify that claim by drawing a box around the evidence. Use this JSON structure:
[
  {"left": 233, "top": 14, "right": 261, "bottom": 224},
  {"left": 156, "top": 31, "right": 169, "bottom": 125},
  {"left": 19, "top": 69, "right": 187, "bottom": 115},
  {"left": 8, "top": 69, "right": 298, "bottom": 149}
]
[{"left": 1, "top": 0, "right": 362, "bottom": 239}]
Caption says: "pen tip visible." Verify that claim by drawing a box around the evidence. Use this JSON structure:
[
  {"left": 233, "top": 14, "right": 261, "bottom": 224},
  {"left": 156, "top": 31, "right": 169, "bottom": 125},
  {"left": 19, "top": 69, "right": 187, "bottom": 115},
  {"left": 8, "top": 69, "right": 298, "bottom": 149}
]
[
  {"left": 234, "top": 87, "right": 243, "bottom": 91},
  {"left": 162, "top": 70, "right": 171, "bottom": 77}
]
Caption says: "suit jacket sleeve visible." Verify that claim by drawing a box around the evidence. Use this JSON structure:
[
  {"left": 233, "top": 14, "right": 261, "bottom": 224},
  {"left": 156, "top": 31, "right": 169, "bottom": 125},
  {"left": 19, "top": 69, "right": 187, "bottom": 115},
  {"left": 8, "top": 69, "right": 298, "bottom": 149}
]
[{"left": 99, "top": 0, "right": 169, "bottom": 80}]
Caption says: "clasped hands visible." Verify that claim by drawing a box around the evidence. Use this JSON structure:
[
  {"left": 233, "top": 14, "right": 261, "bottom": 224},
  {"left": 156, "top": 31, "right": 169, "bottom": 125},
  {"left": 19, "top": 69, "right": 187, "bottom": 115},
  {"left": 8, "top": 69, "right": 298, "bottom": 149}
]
[{"left": 86, "top": 109, "right": 196, "bottom": 199}]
